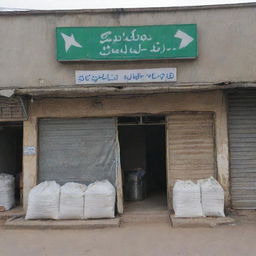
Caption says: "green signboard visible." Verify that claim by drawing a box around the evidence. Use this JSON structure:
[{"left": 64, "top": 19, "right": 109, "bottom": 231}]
[{"left": 56, "top": 24, "right": 197, "bottom": 61}]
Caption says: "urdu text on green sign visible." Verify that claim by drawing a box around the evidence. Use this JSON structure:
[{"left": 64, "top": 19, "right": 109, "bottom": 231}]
[{"left": 56, "top": 24, "right": 197, "bottom": 61}]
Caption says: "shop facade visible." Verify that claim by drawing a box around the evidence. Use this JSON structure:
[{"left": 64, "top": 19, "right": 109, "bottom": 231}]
[
  {"left": 0, "top": 4, "right": 256, "bottom": 213},
  {"left": 22, "top": 91, "right": 229, "bottom": 213}
]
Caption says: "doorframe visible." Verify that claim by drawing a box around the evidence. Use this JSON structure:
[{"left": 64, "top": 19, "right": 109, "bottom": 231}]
[
  {"left": 0, "top": 121, "right": 24, "bottom": 207},
  {"left": 116, "top": 114, "right": 167, "bottom": 213}
]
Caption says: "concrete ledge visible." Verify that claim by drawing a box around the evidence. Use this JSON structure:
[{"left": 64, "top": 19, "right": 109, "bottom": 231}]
[
  {"left": 0, "top": 206, "right": 25, "bottom": 220},
  {"left": 121, "top": 210, "right": 170, "bottom": 224},
  {"left": 170, "top": 214, "right": 235, "bottom": 228},
  {"left": 4, "top": 217, "right": 120, "bottom": 230}
]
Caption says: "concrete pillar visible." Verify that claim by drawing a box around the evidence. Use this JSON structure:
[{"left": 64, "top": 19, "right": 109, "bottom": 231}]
[
  {"left": 23, "top": 117, "right": 38, "bottom": 209},
  {"left": 215, "top": 93, "right": 230, "bottom": 207}
]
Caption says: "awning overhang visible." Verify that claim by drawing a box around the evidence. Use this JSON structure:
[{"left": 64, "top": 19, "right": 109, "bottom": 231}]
[{"left": 12, "top": 82, "right": 256, "bottom": 98}]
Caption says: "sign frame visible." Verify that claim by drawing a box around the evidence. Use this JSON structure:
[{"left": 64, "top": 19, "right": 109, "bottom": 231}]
[
  {"left": 75, "top": 68, "right": 177, "bottom": 85},
  {"left": 56, "top": 24, "right": 197, "bottom": 61}
]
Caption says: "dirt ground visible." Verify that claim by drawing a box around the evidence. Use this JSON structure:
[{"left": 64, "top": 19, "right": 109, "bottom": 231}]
[{"left": 0, "top": 219, "right": 256, "bottom": 256}]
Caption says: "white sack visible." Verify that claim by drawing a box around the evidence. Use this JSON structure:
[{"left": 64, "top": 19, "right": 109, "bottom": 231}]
[
  {"left": 59, "top": 182, "right": 87, "bottom": 219},
  {"left": 173, "top": 180, "right": 204, "bottom": 218},
  {"left": 25, "top": 181, "right": 60, "bottom": 220},
  {"left": 199, "top": 177, "right": 225, "bottom": 217},
  {"left": 0, "top": 173, "right": 15, "bottom": 210},
  {"left": 84, "top": 180, "right": 116, "bottom": 219}
]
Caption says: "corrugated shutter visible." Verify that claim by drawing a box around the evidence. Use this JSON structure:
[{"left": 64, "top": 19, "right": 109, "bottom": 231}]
[
  {"left": 167, "top": 112, "right": 216, "bottom": 205},
  {"left": 0, "top": 96, "right": 27, "bottom": 121},
  {"left": 39, "top": 118, "right": 117, "bottom": 186},
  {"left": 228, "top": 91, "right": 256, "bottom": 209}
]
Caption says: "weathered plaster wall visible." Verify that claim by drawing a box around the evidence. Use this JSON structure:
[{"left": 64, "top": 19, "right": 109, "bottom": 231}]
[
  {"left": 0, "top": 6, "right": 256, "bottom": 88},
  {"left": 23, "top": 90, "right": 229, "bottom": 209}
]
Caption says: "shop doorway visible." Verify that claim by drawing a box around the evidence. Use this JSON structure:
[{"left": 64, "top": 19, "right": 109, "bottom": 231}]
[
  {"left": 118, "top": 115, "right": 167, "bottom": 212},
  {"left": 0, "top": 122, "right": 23, "bottom": 206}
]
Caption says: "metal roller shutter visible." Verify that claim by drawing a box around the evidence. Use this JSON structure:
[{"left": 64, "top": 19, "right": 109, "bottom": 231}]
[
  {"left": 167, "top": 112, "right": 216, "bottom": 205},
  {"left": 228, "top": 91, "right": 256, "bottom": 209},
  {"left": 38, "top": 118, "right": 117, "bottom": 186}
]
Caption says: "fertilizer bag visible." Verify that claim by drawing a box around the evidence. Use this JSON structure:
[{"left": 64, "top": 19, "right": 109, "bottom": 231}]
[
  {"left": 199, "top": 177, "right": 225, "bottom": 217},
  {"left": 25, "top": 181, "right": 60, "bottom": 220},
  {"left": 59, "top": 182, "right": 87, "bottom": 219},
  {"left": 173, "top": 180, "right": 204, "bottom": 218},
  {"left": 0, "top": 173, "right": 15, "bottom": 210},
  {"left": 84, "top": 180, "right": 116, "bottom": 219}
]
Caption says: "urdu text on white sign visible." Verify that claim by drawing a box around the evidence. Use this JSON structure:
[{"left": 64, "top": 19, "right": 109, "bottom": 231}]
[{"left": 75, "top": 68, "right": 177, "bottom": 85}]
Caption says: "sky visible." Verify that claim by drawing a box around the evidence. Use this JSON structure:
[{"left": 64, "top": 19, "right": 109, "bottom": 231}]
[{"left": 0, "top": 0, "right": 255, "bottom": 10}]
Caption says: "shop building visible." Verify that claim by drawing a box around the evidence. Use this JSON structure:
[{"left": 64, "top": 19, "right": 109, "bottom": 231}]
[{"left": 0, "top": 3, "right": 256, "bottom": 214}]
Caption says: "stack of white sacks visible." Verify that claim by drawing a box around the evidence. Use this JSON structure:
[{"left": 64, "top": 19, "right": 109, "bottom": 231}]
[
  {"left": 59, "top": 182, "right": 86, "bottom": 219},
  {"left": 173, "top": 177, "right": 225, "bottom": 217},
  {"left": 84, "top": 180, "right": 116, "bottom": 219},
  {"left": 25, "top": 180, "right": 116, "bottom": 220},
  {"left": 173, "top": 180, "right": 203, "bottom": 217},
  {"left": 0, "top": 173, "right": 15, "bottom": 211},
  {"left": 25, "top": 181, "right": 60, "bottom": 219}
]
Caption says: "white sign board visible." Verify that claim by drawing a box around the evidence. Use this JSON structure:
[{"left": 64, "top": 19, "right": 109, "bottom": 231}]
[
  {"left": 23, "top": 146, "right": 36, "bottom": 155},
  {"left": 75, "top": 68, "right": 176, "bottom": 85}
]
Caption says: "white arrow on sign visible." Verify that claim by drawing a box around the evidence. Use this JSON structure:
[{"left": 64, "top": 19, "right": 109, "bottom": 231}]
[
  {"left": 61, "top": 33, "right": 83, "bottom": 52},
  {"left": 174, "top": 30, "right": 194, "bottom": 49}
]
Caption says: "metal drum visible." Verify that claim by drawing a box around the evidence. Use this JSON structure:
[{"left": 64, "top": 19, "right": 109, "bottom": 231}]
[{"left": 124, "top": 170, "right": 146, "bottom": 201}]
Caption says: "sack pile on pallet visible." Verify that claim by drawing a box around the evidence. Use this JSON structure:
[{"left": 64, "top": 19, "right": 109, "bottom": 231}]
[
  {"left": 0, "top": 173, "right": 15, "bottom": 211},
  {"left": 173, "top": 177, "right": 225, "bottom": 218},
  {"left": 25, "top": 180, "right": 116, "bottom": 220}
]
